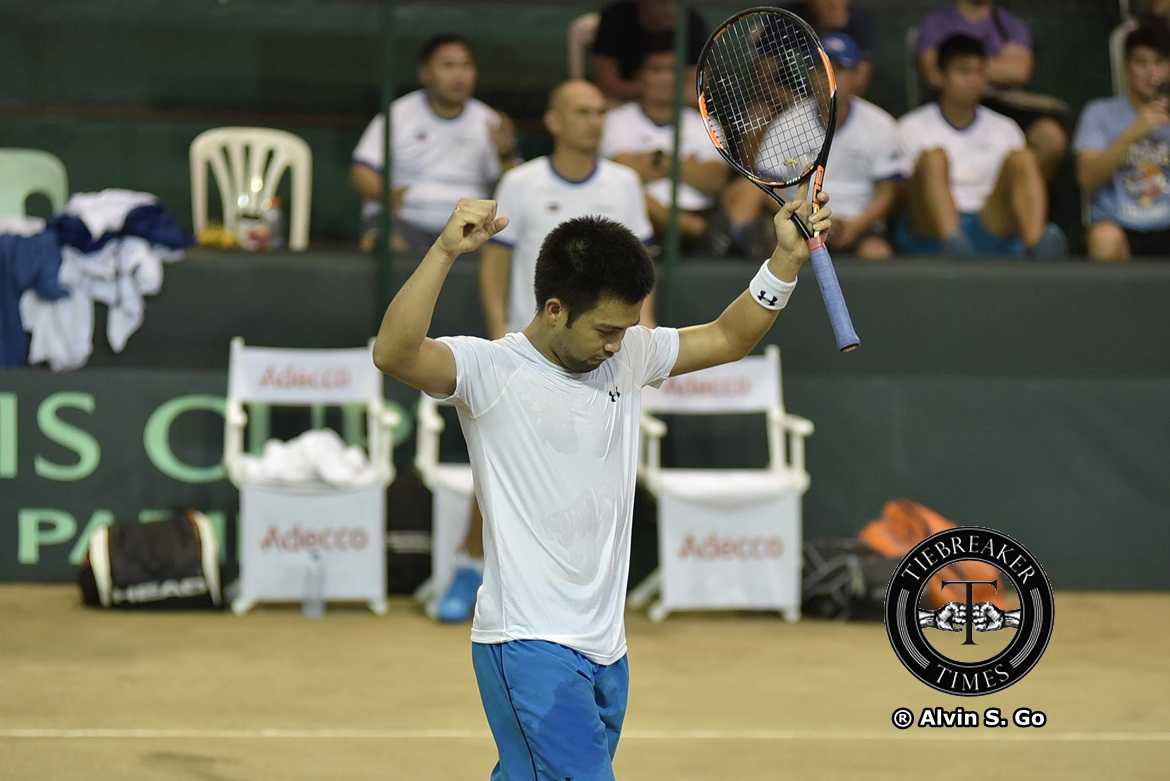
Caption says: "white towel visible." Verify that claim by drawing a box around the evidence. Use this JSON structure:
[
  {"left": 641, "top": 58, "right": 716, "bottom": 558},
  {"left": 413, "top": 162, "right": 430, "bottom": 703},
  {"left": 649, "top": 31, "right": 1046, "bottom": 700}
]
[
  {"left": 239, "top": 429, "right": 380, "bottom": 487},
  {"left": 64, "top": 189, "right": 157, "bottom": 238}
]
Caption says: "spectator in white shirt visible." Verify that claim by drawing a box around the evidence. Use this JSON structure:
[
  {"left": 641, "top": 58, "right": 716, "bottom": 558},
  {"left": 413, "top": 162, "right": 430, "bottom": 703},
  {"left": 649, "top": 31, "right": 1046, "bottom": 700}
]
[
  {"left": 599, "top": 49, "right": 728, "bottom": 248},
  {"left": 350, "top": 35, "right": 517, "bottom": 253},
  {"left": 915, "top": 0, "right": 1068, "bottom": 181},
  {"left": 895, "top": 34, "right": 1065, "bottom": 257}
]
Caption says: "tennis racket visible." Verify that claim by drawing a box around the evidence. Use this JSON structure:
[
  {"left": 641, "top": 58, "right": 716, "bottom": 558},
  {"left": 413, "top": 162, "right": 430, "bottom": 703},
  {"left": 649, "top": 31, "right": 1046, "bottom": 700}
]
[{"left": 696, "top": 7, "right": 859, "bottom": 352}]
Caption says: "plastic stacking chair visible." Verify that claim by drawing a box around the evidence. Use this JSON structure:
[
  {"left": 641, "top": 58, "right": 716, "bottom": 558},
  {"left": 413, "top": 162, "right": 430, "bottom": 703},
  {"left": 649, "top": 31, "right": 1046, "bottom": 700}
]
[
  {"left": 0, "top": 149, "right": 68, "bottom": 217},
  {"left": 190, "top": 127, "right": 312, "bottom": 250}
]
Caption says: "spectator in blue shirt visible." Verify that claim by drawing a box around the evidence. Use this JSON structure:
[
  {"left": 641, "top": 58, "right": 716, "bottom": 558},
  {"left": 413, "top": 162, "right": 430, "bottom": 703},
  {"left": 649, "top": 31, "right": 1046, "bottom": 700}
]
[{"left": 1074, "top": 26, "right": 1170, "bottom": 260}]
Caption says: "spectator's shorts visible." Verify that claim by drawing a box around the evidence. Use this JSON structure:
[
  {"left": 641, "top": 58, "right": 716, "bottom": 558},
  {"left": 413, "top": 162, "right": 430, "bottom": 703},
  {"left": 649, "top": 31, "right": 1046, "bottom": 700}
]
[{"left": 895, "top": 212, "right": 1023, "bottom": 257}]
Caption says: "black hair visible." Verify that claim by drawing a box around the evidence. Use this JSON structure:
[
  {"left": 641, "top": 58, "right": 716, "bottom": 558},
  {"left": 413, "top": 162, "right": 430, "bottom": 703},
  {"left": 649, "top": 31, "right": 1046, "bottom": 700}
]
[
  {"left": 937, "top": 34, "right": 987, "bottom": 71},
  {"left": 1125, "top": 25, "right": 1170, "bottom": 61},
  {"left": 533, "top": 216, "right": 655, "bottom": 325},
  {"left": 418, "top": 34, "right": 472, "bottom": 65},
  {"left": 638, "top": 39, "right": 676, "bottom": 65}
]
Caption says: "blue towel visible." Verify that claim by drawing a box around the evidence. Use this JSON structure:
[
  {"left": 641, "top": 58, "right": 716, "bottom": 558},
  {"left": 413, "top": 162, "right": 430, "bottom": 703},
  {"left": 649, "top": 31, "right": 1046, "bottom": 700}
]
[{"left": 0, "top": 231, "right": 68, "bottom": 367}]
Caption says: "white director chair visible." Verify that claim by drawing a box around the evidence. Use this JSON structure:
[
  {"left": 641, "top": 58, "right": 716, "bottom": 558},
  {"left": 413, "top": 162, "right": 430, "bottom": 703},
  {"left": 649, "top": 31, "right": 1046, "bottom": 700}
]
[
  {"left": 630, "top": 345, "right": 812, "bottom": 622},
  {"left": 411, "top": 393, "right": 475, "bottom": 617},
  {"left": 224, "top": 338, "right": 400, "bottom": 615}
]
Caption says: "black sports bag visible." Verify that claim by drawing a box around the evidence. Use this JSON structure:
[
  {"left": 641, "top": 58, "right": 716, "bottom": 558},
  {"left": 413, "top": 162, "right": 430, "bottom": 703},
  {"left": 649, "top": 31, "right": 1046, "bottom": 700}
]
[{"left": 79, "top": 510, "right": 223, "bottom": 610}]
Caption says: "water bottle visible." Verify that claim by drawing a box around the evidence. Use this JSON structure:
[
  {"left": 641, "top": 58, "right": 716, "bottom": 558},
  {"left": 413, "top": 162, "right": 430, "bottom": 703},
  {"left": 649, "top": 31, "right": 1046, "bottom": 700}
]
[
  {"left": 303, "top": 549, "right": 325, "bottom": 619},
  {"left": 262, "top": 196, "right": 285, "bottom": 250}
]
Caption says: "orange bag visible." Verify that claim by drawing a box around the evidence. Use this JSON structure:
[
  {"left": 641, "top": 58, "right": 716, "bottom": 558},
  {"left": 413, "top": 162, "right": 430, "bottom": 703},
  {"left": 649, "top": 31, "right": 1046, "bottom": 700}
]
[{"left": 858, "top": 500, "right": 1008, "bottom": 609}]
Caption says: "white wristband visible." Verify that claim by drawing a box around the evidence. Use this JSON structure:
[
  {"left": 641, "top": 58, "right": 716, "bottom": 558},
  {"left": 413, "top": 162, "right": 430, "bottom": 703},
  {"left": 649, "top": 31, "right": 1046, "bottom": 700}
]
[{"left": 749, "top": 260, "right": 797, "bottom": 311}]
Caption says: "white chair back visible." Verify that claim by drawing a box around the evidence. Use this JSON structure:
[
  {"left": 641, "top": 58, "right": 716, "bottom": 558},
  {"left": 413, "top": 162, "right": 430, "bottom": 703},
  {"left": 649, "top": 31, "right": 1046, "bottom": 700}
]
[
  {"left": 190, "top": 127, "right": 312, "bottom": 250},
  {"left": 227, "top": 338, "right": 380, "bottom": 407},
  {"left": 567, "top": 12, "right": 600, "bottom": 80},
  {"left": 642, "top": 345, "right": 783, "bottom": 416},
  {"left": 640, "top": 346, "right": 810, "bottom": 480},
  {"left": 224, "top": 338, "right": 395, "bottom": 486},
  {"left": 1109, "top": 18, "right": 1139, "bottom": 96}
]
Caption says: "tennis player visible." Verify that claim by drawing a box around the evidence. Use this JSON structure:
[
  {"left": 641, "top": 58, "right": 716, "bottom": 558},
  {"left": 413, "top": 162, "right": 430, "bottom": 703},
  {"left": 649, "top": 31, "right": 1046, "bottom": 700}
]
[{"left": 373, "top": 192, "right": 831, "bottom": 780}]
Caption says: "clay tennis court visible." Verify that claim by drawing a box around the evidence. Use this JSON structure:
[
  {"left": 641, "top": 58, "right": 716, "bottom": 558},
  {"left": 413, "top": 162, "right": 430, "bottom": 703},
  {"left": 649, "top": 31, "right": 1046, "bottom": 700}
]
[{"left": 3, "top": 586, "right": 1166, "bottom": 780}]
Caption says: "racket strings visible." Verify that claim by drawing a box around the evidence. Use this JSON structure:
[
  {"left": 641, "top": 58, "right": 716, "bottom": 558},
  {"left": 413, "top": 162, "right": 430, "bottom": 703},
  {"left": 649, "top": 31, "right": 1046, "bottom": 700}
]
[{"left": 700, "top": 13, "right": 832, "bottom": 186}]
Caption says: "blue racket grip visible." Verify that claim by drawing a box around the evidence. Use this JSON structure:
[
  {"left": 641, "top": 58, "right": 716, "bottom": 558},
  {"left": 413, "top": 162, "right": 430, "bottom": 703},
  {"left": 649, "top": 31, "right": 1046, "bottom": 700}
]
[{"left": 806, "top": 237, "right": 860, "bottom": 352}]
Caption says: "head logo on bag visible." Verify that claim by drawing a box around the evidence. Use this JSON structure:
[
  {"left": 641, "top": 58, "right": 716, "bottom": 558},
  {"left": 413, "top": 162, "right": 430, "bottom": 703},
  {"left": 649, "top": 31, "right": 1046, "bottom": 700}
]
[{"left": 885, "top": 527, "right": 1054, "bottom": 696}]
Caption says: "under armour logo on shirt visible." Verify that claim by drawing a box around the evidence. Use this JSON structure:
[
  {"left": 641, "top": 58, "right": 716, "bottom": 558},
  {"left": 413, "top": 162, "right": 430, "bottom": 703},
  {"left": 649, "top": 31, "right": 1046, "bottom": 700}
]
[
  {"left": 757, "top": 290, "right": 778, "bottom": 306},
  {"left": 608, "top": 388, "right": 621, "bottom": 403}
]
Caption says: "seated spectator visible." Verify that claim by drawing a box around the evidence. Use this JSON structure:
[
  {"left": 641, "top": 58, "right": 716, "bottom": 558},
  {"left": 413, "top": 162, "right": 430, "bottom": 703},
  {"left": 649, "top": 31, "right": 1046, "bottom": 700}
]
[
  {"left": 785, "top": 0, "right": 876, "bottom": 95},
  {"left": 591, "top": 0, "right": 708, "bottom": 105},
  {"left": 896, "top": 34, "right": 1065, "bottom": 258},
  {"left": 350, "top": 34, "right": 517, "bottom": 253},
  {"left": 483, "top": 79, "right": 656, "bottom": 339},
  {"left": 1074, "top": 26, "right": 1170, "bottom": 260},
  {"left": 715, "top": 33, "right": 900, "bottom": 260},
  {"left": 599, "top": 49, "right": 728, "bottom": 248},
  {"left": 916, "top": 0, "right": 1068, "bottom": 180}
]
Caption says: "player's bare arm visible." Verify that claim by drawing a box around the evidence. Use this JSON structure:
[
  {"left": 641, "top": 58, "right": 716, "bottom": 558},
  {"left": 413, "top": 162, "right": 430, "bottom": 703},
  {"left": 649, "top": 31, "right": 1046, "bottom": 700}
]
[
  {"left": 671, "top": 193, "right": 832, "bottom": 377},
  {"left": 373, "top": 199, "right": 509, "bottom": 396}
]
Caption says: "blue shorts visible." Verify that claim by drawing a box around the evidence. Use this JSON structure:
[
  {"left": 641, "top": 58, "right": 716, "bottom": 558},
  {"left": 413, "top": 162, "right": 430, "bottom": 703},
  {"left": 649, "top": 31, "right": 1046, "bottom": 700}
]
[
  {"left": 895, "top": 212, "right": 1023, "bottom": 257},
  {"left": 472, "top": 640, "right": 629, "bottom": 781}
]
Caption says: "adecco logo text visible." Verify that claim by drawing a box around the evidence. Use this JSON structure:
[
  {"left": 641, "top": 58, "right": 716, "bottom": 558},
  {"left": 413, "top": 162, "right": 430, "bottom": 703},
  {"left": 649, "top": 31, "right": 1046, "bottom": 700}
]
[
  {"left": 257, "top": 366, "right": 353, "bottom": 390},
  {"left": 679, "top": 533, "right": 784, "bottom": 560},
  {"left": 259, "top": 525, "right": 369, "bottom": 553}
]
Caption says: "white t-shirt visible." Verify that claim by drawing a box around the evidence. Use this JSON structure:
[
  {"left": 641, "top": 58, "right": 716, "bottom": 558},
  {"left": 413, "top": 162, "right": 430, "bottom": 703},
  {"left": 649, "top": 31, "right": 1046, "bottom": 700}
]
[
  {"left": 352, "top": 90, "right": 501, "bottom": 233},
  {"left": 433, "top": 326, "right": 680, "bottom": 664},
  {"left": 492, "top": 157, "right": 654, "bottom": 334},
  {"left": 777, "top": 97, "right": 902, "bottom": 219},
  {"left": 599, "top": 102, "right": 724, "bottom": 211},
  {"left": 896, "top": 103, "right": 1024, "bottom": 213}
]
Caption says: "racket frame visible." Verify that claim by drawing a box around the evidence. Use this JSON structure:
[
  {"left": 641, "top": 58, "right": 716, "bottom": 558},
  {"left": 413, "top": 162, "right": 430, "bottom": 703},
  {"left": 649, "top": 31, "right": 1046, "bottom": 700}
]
[
  {"left": 695, "top": 6, "right": 859, "bottom": 352},
  {"left": 696, "top": 6, "right": 838, "bottom": 236}
]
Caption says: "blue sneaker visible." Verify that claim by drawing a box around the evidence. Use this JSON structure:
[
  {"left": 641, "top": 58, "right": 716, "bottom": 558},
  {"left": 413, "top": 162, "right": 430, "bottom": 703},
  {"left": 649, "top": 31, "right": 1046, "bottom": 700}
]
[{"left": 435, "top": 566, "right": 482, "bottom": 623}]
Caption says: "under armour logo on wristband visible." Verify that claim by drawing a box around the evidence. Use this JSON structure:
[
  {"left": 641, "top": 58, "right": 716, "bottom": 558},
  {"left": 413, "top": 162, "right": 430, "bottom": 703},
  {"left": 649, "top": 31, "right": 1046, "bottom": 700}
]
[{"left": 757, "top": 290, "right": 778, "bottom": 306}]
